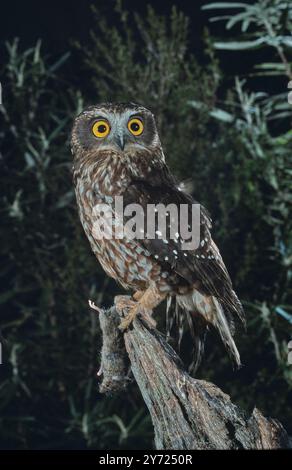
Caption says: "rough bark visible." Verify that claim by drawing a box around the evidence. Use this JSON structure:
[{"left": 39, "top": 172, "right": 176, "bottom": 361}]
[{"left": 96, "top": 299, "right": 290, "bottom": 450}]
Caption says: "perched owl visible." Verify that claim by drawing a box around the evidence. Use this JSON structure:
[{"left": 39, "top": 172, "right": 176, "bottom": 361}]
[{"left": 71, "top": 102, "right": 245, "bottom": 371}]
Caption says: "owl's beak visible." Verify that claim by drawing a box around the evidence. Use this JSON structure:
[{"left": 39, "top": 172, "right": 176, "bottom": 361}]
[{"left": 115, "top": 134, "right": 125, "bottom": 151}]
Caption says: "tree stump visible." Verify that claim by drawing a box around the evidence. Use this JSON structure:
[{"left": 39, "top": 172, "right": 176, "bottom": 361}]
[{"left": 93, "top": 298, "right": 291, "bottom": 450}]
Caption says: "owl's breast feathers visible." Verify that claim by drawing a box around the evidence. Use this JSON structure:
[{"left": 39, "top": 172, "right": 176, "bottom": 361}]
[
  {"left": 73, "top": 150, "right": 168, "bottom": 291},
  {"left": 73, "top": 148, "right": 245, "bottom": 369}
]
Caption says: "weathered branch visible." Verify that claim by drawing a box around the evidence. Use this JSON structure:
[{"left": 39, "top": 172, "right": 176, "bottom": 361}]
[{"left": 95, "top": 297, "right": 290, "bottom": 450}]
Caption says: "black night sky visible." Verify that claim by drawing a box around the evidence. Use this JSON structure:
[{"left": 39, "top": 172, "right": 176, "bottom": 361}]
[
  {"left": 2, "top": 0, "right": 287, "bottom": 111},
  {"left": 1, "top": 0, "right": 267, "bottom": 83}
]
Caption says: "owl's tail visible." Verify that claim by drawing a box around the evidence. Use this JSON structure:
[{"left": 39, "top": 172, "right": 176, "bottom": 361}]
[{"left": 166, "top": 290, "right": 244, "bottom": 373}]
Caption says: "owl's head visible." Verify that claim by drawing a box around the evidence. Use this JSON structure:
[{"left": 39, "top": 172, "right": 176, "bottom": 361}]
[{"left": 71, "top": 102, "right": 161, "bottom": 160}]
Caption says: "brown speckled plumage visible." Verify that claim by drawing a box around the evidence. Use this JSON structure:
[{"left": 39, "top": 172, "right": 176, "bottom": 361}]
[{"left": 71, "top": 102, "right": 245, "bottom": 370}]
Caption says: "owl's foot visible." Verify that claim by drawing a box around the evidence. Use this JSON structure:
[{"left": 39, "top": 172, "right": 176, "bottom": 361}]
[
  {"left": 117, "top": 286, "right": 166, "bottom": 331},
  {"left": 119, "top": 304, "right": 140, "bottom": 331},
  {"left": 133, "top": 290, "right": 144, "bottom": 301},
  {"left": 115, "top": 295, "right": 136, "bottom": 314},
  {"left": 116, "top": 296, "right": 157, "bottom": 331},
  {"left": 114, "top": 295, "right": 139, "bottom": 331}
]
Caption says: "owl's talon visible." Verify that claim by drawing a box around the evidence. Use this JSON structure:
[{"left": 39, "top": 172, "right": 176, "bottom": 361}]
[
  {"left": 115, "top": 295, "right": 138, "bottom": 329},
  {"left": 118, "top": 305, "right": 139, "bottom": 331},
  {"left": 115, "top": 295, "right": 136, "bottom": 315}
]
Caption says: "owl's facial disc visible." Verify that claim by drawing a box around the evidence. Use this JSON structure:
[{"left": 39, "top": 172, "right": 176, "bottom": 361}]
[{"left": 72, "top": 103, "right": 160, "bottom": 157}]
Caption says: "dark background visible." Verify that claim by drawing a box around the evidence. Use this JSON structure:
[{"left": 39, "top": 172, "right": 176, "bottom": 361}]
[
  {"left": 1, "top": 1, "right": 205, "bottom": 49},
  {"left": 1, "top": 0, "right": 285, "bottom": 111}
]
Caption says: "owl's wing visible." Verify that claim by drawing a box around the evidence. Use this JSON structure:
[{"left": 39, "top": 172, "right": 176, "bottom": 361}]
[{"left": 122, "top": 164, "right": 244, "bottom": 323}]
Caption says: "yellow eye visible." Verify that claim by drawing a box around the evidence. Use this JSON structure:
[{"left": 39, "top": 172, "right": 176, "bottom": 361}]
[
  {"left": 128, "top": 118, "right": 144, "bottom": 136},
  {"left": 92, "top": 120, "right": 110, "bottom": 138}
]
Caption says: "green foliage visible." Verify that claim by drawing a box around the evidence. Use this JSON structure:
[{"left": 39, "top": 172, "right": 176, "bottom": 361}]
[
  {"left": 0, "top": 0, "right": 291, "bottom": 449},
  {"left": 203, "top": 1, "right": 292, "bottom": 55}
]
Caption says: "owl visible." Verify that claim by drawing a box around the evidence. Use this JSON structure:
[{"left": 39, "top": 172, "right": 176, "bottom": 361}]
[{"left": 71, "top": 102, "right": 245, "bottom": 370}]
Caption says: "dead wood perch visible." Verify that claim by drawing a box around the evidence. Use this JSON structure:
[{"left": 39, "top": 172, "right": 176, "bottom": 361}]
[{"left": 94, "top": 297, "right": 290, "bottom": 450}]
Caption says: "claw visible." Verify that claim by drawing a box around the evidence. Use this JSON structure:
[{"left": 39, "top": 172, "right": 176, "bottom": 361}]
[
  {"left": 115, "top": 287, "right": 164, "bottom": 331},
  {"left": 115, "top": 295, "right": 136, "bottom": 315},
  {"left": 114, "top": 295, "right": 138, "bottom": 331},
  {"left": 118, "top": 305, "right": 139, "bottom": 331}
]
